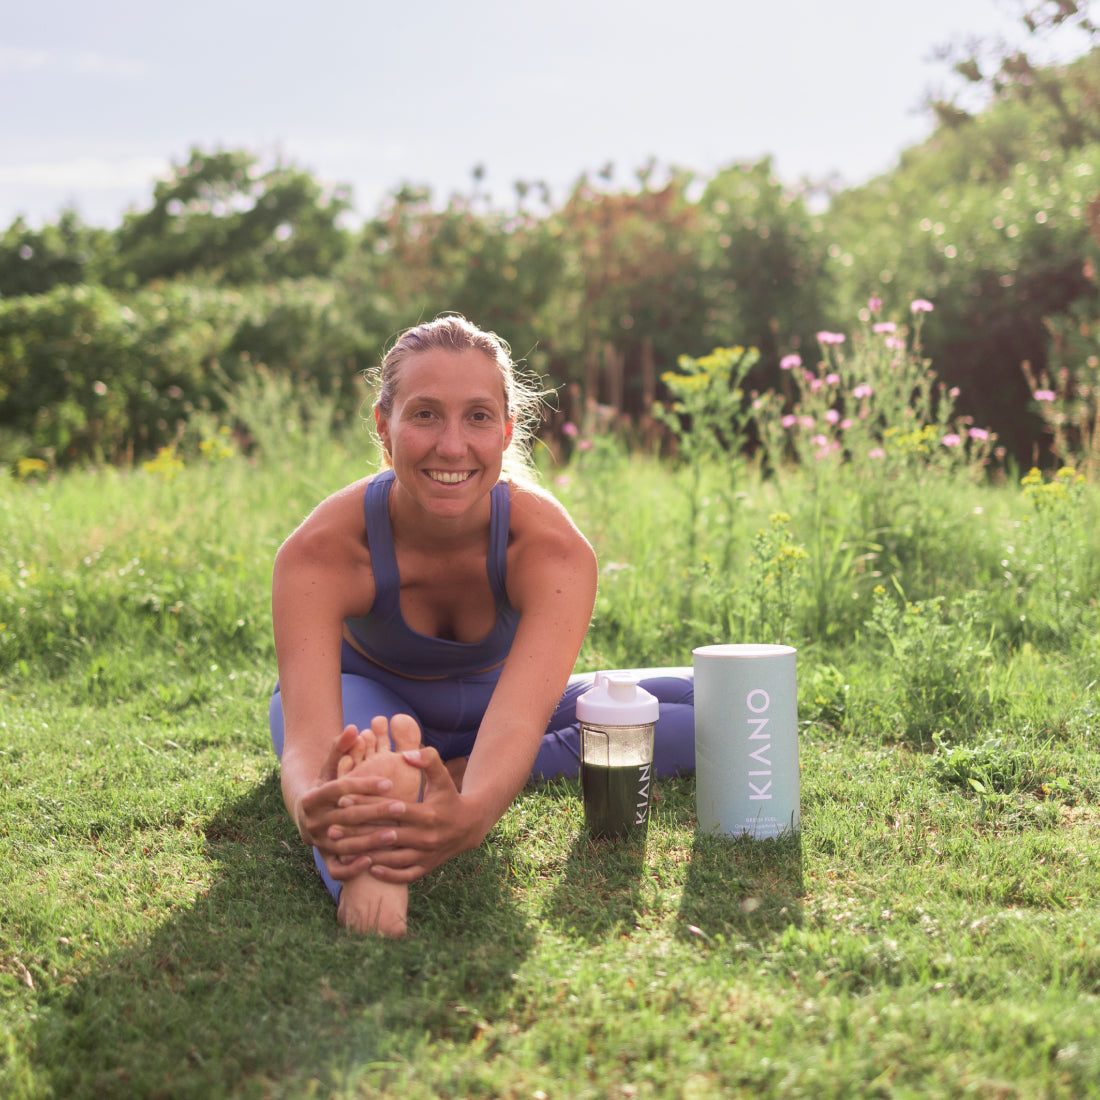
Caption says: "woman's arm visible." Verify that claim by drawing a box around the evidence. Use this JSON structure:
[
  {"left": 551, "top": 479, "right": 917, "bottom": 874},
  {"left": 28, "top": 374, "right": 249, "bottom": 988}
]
[
  {"left": 347, "top": 486, "right": 599, "bottom": 882},
  {"left": 272, "top": 480, "right": 391, "bottom": 854}
]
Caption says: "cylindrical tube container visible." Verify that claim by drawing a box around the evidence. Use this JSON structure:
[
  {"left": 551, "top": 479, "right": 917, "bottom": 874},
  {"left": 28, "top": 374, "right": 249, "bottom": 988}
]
[
  {"left": 692, "top": 644, "right": 800, "bottom": 839},
  {"left": 576, "top": 672, "right": 659, "bottom": 839}
]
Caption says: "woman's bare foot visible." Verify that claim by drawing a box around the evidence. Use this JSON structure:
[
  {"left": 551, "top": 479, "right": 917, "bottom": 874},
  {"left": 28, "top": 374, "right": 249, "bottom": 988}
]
[{"left": 335, "top": 714, "right": 422, "bottom": 937}]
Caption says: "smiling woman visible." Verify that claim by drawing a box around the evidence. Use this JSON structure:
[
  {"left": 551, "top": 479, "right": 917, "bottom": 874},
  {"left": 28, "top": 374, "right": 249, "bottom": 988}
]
[{"left": 267, "top": 314, "right": 695, "bottom": 937}]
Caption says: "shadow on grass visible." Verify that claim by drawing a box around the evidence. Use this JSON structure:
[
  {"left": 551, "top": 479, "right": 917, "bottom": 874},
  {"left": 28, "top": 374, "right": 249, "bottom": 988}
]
[
  {"left": 28, "top": 771, "right": 536, "bottom": 1099},
  {"left": 540, "top": 831, "right": 649, "bottom": 940},
  {"left": 678, "top": 828, "right": 805, "bottom": 942}
]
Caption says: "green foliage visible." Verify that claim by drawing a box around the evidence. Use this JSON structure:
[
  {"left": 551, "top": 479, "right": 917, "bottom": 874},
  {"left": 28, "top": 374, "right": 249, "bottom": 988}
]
[
  {"left": 107, "top": 147, "right": 353, "bottom": 287},
  {"left": 0, "top": 279, "right": 389, "bottom": 466},
  {"left": 5, "top": 45, "right": 1100, "bottom": 470},
  {"left": 698, "top": 159, "right": 832, "bottom": 368},
  {"left": 1015, "top": 463, "right": 1095, "bottom": 640},
  {"left": 821, "top": 61, "right": 1100, "bottom": 461},
  {"left": 863, "top": 584, "right": 996, "bottom": 745},
  {"left": 0, "top": 210, "right": 110, "bottom": 297}
]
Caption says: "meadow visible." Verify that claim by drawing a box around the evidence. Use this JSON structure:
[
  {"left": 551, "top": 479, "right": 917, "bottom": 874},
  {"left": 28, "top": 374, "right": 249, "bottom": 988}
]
[{"left": 2, "top": 330, "right": 1100, "bottom": 1098}]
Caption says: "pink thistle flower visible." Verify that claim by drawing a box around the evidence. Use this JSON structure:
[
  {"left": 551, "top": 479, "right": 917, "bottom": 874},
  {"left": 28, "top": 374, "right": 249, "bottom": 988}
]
[
  {"left": 577, "top": 439, "right": 594, "bottom": 451},
  {"left": 555, "top": 475, "right": 571, "bottom": 487},
  {"left": 885, "top": 337, "right": 906, "bottom": 351},
  {"left": 799, "top": 416, "right": 815, "bottom": 429},
  {"left": 873, "top": 321, "right": 897, "bottom": 334},
  {"left": 853, "top": 383, "right": 873, "bottom": 399},
  {"left": 561, "top": 421, "right": 579, "bottom": 438},
  {"left": 948, "top": 387, "right": 960, "bottom": 398},
  {"left": 810, "top": 378, "right": 823, "bottom": 393},
  {"left": 826, "top": 373, "right": 840, "bottom": 386},
  {"left": 943, "top": 433, "right": 961, "bottom": 447},
  {"left": 781, "top": 414, "right": 797, "bottom": 428},
  {"left": 869, "top": 447, "right": 885, "bottom": 459},
  {"left": 910, "top": 299, "right": 934, "bottom": 313},
  {"left": 780, "top": 354, "right": 801, "bottom": 370},
  {"left": 817, "top": 331, "right": 846, "bottom": 345},
  {"left": 825, "top": 409, "right": 840, "bottom": 425},
  {"left": 841, "top": 418, "right": 853, "bottom": 430},
  {"left": 969, "top": 427, "right": 990, "bottom": 441},
  {"left": 1033, "top": 389, "right": 1056, "bottom": 402},
  {"left": 811, "top": 434, "right": 828, "bottom": 447},
  {"left": 868, "top": 296, "right": 882, "bottom": 312}
]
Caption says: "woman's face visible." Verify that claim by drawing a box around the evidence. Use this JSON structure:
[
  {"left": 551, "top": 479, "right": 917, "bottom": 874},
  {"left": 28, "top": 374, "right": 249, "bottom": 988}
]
[{"left": 375, "top": 347, "right": 514, "bottom": 516}]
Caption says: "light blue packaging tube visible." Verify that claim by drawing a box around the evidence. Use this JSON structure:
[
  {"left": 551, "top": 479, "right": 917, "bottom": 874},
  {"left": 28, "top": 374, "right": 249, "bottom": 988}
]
[{"left": 692, "top": 644, "right": 800, "bottom": 839}]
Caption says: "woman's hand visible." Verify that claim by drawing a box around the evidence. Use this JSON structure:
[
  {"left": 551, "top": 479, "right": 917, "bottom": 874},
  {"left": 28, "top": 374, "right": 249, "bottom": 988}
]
[
  {"left": 294, "top": 723, "right": 397, "bottom": 874},
  {"left": 322, "top": 747, "right": 482, "bottom": 884}
]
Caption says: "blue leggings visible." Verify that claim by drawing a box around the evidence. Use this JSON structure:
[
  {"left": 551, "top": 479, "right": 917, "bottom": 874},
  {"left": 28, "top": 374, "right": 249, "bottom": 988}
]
[{"left": 269, "top": 651, "right": 695, "bottom": 899}]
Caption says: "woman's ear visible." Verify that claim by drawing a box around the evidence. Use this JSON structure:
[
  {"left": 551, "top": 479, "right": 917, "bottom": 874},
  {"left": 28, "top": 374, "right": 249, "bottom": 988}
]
[
  {"left": 504, "top": 419, "right": 515, "bottom": 448},
  {"left": 374, "top": 405, "right": 391, "bottom": 454}
]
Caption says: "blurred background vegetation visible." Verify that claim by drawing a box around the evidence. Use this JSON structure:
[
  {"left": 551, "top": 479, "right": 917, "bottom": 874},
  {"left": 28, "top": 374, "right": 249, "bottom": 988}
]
[{"left": 2, "top": 2, "right": 1099, "bottom": 471}]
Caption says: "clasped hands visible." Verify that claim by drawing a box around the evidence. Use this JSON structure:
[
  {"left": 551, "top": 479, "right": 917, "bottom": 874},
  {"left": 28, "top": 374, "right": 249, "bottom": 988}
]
[{"left": 297, "top": 716, "right": 470, "bottom": 885}]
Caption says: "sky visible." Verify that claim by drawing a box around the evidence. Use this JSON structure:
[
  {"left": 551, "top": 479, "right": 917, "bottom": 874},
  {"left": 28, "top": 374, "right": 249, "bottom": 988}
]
[{"left": 0, "top": 0, "right": 1077, "bottom": 229}]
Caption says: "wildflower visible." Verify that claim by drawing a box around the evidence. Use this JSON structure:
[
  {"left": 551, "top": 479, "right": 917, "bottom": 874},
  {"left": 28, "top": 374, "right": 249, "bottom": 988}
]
[
  {"left": 841, "top": 419, "right": 853, "bottom": 430},
  {"left": 949, "top": 387, "right": 960, "bottom": 398},
  {"left": 869, "top": 447, "right": 885, "bottom": 459},
  {"left": 817, "top": 331, "right": 846, "bottom": 345},
  {"left": 910, "top": 299, "right": 934, "bottom": 313},
  {"left": 873, "top": 321, "right": 896, "bottom": 334},
  {"left": 561, "top": 421, "right": 579, "bottom": 438},
  {"left": 780, "top": 354, "right": 801, "bottom": 370},
  {"left": 825, "top": 373, "right": 840, "bottom": 386},
  {"left": 868, "top": 296, "right": 882, "bottom": 312},
  {"left": 577, "top": 439, "right": 593, "bottom": 452},
  {"left": 1033, "top": 389, "right": 1056, "bottom": 402},
  {"left": 943, "top": 433, "right": 961, "bottom": 447},
  {"left": 555, "top": 474, "right": 571, "bottom": 487},
  {"left": 969, "top": 427, "right": 989, "bottom": 441},
  {"left": 781, "top": 414, "right": 797, "bottom": 428},
  {"left": 799, "top": 416, "right": 815, "bottom": 429},
  {"left": 885, "top": 337, "right": 905, "bottom": 351},
  {"left": 809, "top": 378, "right": 823, "bottom": 393},
  {"left": 825, "top": 409, "right": 840, "bottom": 425},
  {"left": 811, "top": 434, "right": 828, "bottom": 447},
  {"left": 853, "top": 383, "right": 873, "bottom": 399},
  {"left": 16, "top": 457, "right": 48, "bottom": 479}
]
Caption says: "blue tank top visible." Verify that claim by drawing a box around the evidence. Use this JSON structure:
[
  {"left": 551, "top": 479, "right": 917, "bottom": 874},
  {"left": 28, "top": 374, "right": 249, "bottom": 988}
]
[{"left": 343, "top": 470, "right": 521, "bottom": 680}]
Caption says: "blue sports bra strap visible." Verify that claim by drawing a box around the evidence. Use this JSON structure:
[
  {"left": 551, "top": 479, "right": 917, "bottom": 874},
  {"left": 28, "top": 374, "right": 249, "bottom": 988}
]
[
  {"left": 488, "top": 480, "right": 510, "bottom": 600},
  {"left": 362, "top": 471, "right": 399, "bottom": 617}
]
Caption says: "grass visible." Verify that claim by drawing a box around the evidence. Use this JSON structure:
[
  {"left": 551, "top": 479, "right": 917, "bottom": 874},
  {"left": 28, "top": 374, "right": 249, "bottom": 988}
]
[{"left": 2, "top": 433, "right": 1100, "bottom": 1098}]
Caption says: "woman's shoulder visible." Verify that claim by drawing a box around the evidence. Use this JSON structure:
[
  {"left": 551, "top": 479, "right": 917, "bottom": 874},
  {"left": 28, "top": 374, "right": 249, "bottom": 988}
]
[
  {"left": 277, "top": 474, "right": 379, "bottom": 564},
  {"left": 505, "top": 479, "right": 595, "bottom": 559}
]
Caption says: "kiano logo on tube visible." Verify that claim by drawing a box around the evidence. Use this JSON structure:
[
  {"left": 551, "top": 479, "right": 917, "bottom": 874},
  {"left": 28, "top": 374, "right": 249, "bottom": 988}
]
[{"left": 746, "top": 688, "right": 772, "bottom": 801}]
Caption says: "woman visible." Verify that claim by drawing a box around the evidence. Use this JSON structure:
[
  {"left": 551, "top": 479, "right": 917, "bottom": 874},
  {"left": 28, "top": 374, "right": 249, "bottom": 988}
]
[{"left": 270, "top": 315, "right": 694, "bottom": 935}]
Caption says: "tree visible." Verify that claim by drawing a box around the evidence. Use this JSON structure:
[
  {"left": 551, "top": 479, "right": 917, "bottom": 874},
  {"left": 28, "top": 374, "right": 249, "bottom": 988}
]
[
  {"left": 0, "top": 210, "right": 110, "bottom": 298},
  {"left": 929, "top": 0, "right": 1100, "bottom": 150},
  {"left": 107, "top": 147, "right": 352, "bottom": 287}
]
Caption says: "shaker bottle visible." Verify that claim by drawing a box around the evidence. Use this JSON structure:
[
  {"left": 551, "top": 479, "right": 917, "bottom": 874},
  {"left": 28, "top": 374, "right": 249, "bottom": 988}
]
[{"left": 576, "top": 672, "right": 659, "bottom": 839}]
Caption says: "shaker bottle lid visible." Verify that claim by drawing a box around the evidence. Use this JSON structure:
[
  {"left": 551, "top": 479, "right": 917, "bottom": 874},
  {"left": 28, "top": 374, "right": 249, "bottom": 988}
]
[{"left": 576, "top": 671, "right": 659, "bottom": 725}]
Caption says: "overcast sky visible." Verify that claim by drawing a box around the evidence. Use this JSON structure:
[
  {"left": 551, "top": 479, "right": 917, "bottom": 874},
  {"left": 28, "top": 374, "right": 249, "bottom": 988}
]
[{"left": 0, "top": 0, "right": 1080, "bottom": 228}]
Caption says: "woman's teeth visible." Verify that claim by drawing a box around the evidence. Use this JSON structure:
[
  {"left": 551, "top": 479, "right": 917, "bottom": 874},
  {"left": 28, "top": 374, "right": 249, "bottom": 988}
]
[{"left": 427, "top": 471, "right": 471, "bottom": 484}]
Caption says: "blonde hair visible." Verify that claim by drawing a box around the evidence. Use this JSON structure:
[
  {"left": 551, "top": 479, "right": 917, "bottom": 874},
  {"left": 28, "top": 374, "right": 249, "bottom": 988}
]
[{"left": 370, "top": 314, "right": 543, "bottom": 484}]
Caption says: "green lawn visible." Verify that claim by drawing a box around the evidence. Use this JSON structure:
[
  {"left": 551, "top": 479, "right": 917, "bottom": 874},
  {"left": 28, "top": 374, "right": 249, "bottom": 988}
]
[{"left": 2, "top": 445, "right": 1098, "bottom": 1098}]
